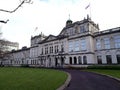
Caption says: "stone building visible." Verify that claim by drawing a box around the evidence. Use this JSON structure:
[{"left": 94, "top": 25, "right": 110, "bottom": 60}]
[
  {"left": 2, "top": 16, "right": 120, "bottom": 67},
  {"left": 3, "top": 47, "right": 30, "bottom": 66}
]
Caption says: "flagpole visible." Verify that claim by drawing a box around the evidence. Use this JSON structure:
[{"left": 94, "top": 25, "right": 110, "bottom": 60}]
[
  {"left": 85, "top": 2, "right": 91, "bottom": 19},
  {"left": 89, "top": 3, "right": 92, "bottom": 19}
]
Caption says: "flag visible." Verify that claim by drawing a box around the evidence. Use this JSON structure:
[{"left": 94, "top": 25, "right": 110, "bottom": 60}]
[
  {"left": 85, "top": 4, "right": 90, "bottom": 9},
  {"left": 34, "top": 27, "right": 38, "bottom": 32}
]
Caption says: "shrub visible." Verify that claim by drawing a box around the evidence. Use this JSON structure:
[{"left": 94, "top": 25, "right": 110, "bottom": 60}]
[
  {"left": 87, "top": 65, "right": 120, "bottom": 70},
  {"left": 21, "top": 64, "right": 29, "bottom": 67}
]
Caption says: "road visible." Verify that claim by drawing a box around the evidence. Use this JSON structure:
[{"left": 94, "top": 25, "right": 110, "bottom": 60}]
[{"left": 63, "top": 69, "right": 120, "bottom": 90}]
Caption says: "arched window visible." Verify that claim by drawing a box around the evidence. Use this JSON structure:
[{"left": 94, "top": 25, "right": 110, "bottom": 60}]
[
  {"left": 69, "top": 57, "right": 72, "bottom": 64},
  {"left": 74, "top": 57, "right": 77, "bottom": 64},
  {"left": 78, "top": 56, "right": 82, "bottom": 64},
  {"left": 83, "top": 56, "right": 87, "bottom": 64}
]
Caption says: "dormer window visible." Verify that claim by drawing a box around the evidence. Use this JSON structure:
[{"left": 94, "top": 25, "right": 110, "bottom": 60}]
[
  {"left": 75, "top": 27, "right": 79, "bottom": 34},
  {"left": 69, "top": 28, "right": 74, "bottom": 35},
  {"left": 80, "top": 26, "right": 85, "bottom": 33}
]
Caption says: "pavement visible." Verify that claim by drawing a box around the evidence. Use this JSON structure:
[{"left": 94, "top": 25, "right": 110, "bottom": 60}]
[{"left": 61, "top": 69, "right": 120, "bottom": 90}]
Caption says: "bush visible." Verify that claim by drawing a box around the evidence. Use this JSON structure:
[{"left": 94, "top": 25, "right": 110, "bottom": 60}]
[
  {"left": 0, "top": 64, "right": 4, "bottom": 67},
  {"left": 66, "top": 65, "right": 87, "bottom": 70},
  {"left": 87, "top": 65, "right": 120, "bottom": 70},
  {"left": 21, "top": 64, "right": 29, "bottom": 67}
]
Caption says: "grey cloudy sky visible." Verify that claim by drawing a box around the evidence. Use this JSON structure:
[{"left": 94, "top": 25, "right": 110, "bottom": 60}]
[{"left": 0, "top": 0, "right": 120, "bottom": 48}]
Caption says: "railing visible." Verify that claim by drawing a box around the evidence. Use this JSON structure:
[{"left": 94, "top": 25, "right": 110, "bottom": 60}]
[{"left": 94, "top": 27, "right": 120, "bottom": 36}]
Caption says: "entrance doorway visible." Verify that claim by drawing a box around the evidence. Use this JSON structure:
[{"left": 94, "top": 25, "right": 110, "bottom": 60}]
[
  {"left": 69, "top": 57, "right": 72, "bottom": 64},
  {"left": 74, "top": 57, "right": 77, "bottom": 64},
  {"left": 55, "top": 58, "right": 58, "bottom": 66},
  {"left": 61, "top": 57, "right": 64, "bottom": 65}
]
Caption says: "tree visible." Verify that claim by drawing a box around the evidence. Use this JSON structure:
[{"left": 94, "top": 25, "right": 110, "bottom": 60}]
[
  {"left": 0, "top": 0, "right": 32, "bottom": 13},
  {"left": 0, "top": 0, "right": 32, "bottom": 23},
  {"left": 0, "top": 20, "right": 9, "bottom": 24},
  {"left": 0, "top": 40, "right": 8, "bottom": 66},
  {"left": 0, "top": 0, "right": 33, "bottom": 65}
]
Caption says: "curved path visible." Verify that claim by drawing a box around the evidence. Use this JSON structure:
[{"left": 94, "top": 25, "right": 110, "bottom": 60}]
[{"left": 62, "top": 69, "right": 120, "bottom": 90}]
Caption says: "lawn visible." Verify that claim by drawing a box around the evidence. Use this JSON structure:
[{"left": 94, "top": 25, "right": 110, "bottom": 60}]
[
  {"left": 0, "top": 67, "right": 67, "bottom": 90},
  {"left": 85, "top": 69, "right": 120, "bottom": 79}
]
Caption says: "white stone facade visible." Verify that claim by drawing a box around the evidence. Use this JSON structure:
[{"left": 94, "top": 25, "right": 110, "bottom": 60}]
[{"left": 2, "top": 16, "right": 120, "bottom": 67}]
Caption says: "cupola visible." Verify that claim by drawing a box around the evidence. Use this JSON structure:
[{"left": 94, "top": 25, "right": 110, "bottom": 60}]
[
  {"left": 66, "top": 14, "right": 73, "bottom": 26},
  {"left": 66, "top": 19, "right": 72, "bottom": 26}
]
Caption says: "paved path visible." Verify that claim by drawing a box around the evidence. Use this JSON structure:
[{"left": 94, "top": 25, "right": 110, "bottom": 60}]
[{"left": 62, "top": 69, "right": 120, "bottom": 90}]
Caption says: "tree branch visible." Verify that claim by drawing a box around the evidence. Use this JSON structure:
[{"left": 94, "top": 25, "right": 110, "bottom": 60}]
[
  {"left": 0, "top": 0, "right": 32, "bottom": 13},
  {"left": 0, "top": 20, "right": 9, "bottom": 24}
]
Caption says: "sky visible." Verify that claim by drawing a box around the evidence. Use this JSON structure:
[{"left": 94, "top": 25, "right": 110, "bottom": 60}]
[{"left": 0, "top": 0, "right": 120, "bottom": 49}]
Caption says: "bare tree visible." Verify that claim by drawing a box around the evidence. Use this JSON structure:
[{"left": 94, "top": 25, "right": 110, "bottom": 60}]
[
  {"left": 0, "top": 0, "right": 33, "bottom": 65},
  {"left": 0, "top": 20, "right": 9, "bottom": 24},
  {"left": 0, "top": 0, "right": 32, "bottom": 13},
  {"left": 0, "top": 0, "right": 32, "bottom": 24},
  {"left": 0, "top": 40, "right": 8, "bottom": 65}
]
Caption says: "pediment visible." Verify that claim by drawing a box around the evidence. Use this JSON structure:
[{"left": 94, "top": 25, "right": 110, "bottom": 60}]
[
  {"left": 59, "top": 29, "right": 68, "bottom": 36},
  {"left": 44, "top": 35, "right": 57, "bottom": 42}
]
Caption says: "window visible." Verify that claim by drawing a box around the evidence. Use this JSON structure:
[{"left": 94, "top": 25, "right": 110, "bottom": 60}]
[
  {"left": 51, "top": 46, "right": 53, "bottom": 53},
  {"left": 116, "top": 55, "right": 120, "bottom": 64},
  {"left": 114, "top": 36, "right": 120, "bottom": 48},
  {"left": 45, "top": 48, "right": 46, "bottom": 54},
  {"left": 97, "top": 56, "right": 102, "bottom": 64},
  {"left": 96, "top": 39, "right": 101, "bottom": 50},
  {"left": 83, "top": 56, "right": 87, "bottom": 64},
  {"left": 41, "top": 48, "right": 43, "bottom": 54},
  {"left": 106, "top": 55, "right": 112, "bottom": 64},
  {"left": 47, "top": 47, "right": 48, "bottom": 54},
  {"left": 69, "top": 41, "right": 74, "bottom": 52},
  {"left": 69, "top": 28, "right": 74, "bottom": 35},
  {"left": 45, "top": 47, "right": 47, "bottom": 54},
  {"left": 55, "top": 46, "right": 56, "bottom": 53},
  {"left": 75, "top": 27, "right": 79, "bottom": 34},
  {"left": 80, "top": 26, "right": 85, "bottom": 33},
  {"left": 50, "top": 46, "right": 53, "bottom": 53},
  {"left": 56, "top": 45, "right": 59, "bottom": 53},
  {"left": 78, "top": 56, "right": 82, "bottom": 64},
  {"left": 61, "top": 45, "right": 64, "bottom": 52},
  {"left": 80, "top": 39, "right": 86, "bottom": 50},
  {"left": 55, "top": 45, "right": 59, "bottom": 53},
  {"left": 74, "top": 40, "right": 80, "bottom": 51},
  {"left": 104, "top": 38, "right": 110, "bottom": 49},
  {"left": 50, "top": 47, "right": 51, "bottom": 53}
]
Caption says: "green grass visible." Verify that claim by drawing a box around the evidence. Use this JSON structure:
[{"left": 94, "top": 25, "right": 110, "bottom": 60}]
[
  {"left": 0, "top": 67, "right": 67, "bottom": 90},
  {"left": 85, "top": 69, "right": 120, "bottom": 79}
]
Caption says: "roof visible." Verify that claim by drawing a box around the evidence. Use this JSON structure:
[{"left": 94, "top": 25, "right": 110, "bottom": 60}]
[{"left": 59, "top": 17, "right": 99, "bottom": 35}]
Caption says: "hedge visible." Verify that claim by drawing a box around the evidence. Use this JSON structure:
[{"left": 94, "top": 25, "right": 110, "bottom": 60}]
[{"left": 87, "top": 65, "right": 120, "bottom": 70}]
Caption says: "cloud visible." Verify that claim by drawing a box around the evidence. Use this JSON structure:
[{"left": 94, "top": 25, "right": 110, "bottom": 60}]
[{"left": 1, "top": 0, "right": 120, "bottom": 48}]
